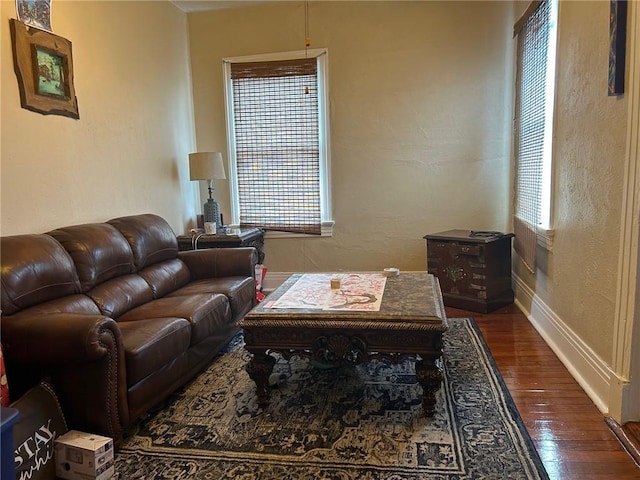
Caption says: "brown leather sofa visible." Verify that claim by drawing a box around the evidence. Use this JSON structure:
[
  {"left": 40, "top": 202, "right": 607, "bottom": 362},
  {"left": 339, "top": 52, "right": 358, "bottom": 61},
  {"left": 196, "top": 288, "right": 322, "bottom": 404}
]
[{"left": 1, "top": 213, "right": 257, "bottom": 447}]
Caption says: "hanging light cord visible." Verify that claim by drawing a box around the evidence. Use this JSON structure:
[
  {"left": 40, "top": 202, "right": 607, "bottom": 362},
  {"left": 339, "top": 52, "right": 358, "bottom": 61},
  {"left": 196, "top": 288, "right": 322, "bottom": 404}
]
[
  {"left": 304, "top": 0, "right": 311, "bottom": 94},
  {"left": 305, "top": 0, "right": 310, "bottom": 57}
]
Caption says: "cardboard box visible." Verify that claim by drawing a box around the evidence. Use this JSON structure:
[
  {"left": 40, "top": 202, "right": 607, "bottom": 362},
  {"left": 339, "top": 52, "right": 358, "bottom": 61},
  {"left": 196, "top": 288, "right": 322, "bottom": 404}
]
[{"left": 55, "top": 430, "right": 114, "bottom": 480}]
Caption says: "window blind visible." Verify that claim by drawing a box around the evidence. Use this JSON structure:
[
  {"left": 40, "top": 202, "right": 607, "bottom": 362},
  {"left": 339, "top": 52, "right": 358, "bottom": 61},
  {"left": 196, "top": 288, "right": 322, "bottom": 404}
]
[
  {"left": 513, "top": 0, "right": 552, "bottom": 272},
  {"left": 230, "top": 58, "right": 321, "bottom": 235}
]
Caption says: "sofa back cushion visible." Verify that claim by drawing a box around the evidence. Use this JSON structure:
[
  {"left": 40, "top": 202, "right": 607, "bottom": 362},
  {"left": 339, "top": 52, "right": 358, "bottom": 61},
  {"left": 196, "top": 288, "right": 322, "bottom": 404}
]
[
  {"left": 108, "top": 214, "right": 179, "bottom": 271},
  {"left": 138, "top": 259, "right": 191, "bottom": 298},
  {"left": 48, "top": 223, "right": 134, "bottom": 292},
  {"left": 0, "top": 235, "right": 80, "bottom": 316},
  {"left": 88, "top": 274, "right": 154, "bottom": 319}
]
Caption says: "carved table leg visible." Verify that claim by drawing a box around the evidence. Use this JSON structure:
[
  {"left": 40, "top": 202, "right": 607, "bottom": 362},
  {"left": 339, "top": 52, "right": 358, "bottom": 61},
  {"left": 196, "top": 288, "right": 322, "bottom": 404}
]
[
  {"left": 246, "top": 350, "right": 276, "bottom": 406},
  {"left": 415, "top": 356, "right": 443, "bottom": 415}
]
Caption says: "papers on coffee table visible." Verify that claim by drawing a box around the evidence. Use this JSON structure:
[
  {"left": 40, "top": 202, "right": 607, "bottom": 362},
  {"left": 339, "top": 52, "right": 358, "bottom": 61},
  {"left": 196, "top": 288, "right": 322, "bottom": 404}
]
[{"left": 269, "top": 273, "right": 387, "bottom": 311}]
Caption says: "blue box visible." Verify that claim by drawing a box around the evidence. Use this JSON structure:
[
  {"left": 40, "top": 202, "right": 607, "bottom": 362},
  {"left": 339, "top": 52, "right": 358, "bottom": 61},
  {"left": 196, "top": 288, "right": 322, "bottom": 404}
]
[{"left": 1, "top": 407, "right": 20, "bottom": 480}]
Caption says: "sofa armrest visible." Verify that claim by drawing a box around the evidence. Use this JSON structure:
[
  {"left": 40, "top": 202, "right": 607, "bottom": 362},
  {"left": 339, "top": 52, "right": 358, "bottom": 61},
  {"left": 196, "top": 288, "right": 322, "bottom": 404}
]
[
  {"left": 1, "top": 313, "right": 129, "bottom": 446},
  {"left": 2, "top": 313, "right": 121, "bottom": 365},
  {"left": 179, "top": 247, "right": 258, "bottom": 280}
]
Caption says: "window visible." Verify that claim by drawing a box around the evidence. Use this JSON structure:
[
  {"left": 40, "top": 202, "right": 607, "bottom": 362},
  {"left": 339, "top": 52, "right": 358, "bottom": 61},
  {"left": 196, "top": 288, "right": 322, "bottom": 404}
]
[
  {"left": 223, "top": 49, "right": 332, "bottom": 236},
  {"left": 513, "top": 0, "right": 558, "bottom": 271}
]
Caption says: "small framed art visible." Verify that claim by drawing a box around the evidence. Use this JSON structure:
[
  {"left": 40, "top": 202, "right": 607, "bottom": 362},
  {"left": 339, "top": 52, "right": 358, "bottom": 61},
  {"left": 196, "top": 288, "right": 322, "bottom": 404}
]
[
  {"left": 9, "top": 18, "right": 79, "bottom": 119},
  {"left": 608, "top": 0, "right": 628, "bottom": 96}
]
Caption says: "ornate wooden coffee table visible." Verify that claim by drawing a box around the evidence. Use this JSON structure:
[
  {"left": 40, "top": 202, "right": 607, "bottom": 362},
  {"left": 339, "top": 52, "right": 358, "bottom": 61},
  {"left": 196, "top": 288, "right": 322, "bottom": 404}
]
[{"left": 239, "top": 271, "right": 448, "bottom": 415}]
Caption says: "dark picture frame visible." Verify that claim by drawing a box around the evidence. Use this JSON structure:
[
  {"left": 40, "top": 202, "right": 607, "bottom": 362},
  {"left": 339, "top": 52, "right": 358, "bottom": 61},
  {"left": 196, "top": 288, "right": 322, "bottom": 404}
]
[
  {"left": 9, "top": 18, "right": 79, "bottom": 119},
  {"left": 608, "top": 0, "right": 628, "bottom": 96}
]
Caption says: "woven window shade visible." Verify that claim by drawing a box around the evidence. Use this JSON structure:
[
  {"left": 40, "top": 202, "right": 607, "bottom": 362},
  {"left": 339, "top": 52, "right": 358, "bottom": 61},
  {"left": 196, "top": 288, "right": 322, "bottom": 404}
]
[
  {"left": 513, "top": 0, "right": 551, "bottom": 272},
  {"left": 231, "top": 58, "right": 321, "bottom": 235}
]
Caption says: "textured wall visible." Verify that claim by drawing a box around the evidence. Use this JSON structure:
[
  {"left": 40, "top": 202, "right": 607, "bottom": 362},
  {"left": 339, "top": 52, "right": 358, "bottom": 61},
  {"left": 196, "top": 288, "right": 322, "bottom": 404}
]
[
  {"left": 1, "top": 0, "right": 197, "bottom": 235},
  {"left": 188, "top": 1, "right": 516, "bottom": 272}
]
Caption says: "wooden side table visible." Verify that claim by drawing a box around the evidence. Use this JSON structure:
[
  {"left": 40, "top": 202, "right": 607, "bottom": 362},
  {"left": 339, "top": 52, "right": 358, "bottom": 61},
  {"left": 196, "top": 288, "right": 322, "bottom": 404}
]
[
  {"left": 177, "top": 227, "right": 265, "bottom": 264},
  {"left": 424, "top": 230, "right": 514, "bottom": 313}
]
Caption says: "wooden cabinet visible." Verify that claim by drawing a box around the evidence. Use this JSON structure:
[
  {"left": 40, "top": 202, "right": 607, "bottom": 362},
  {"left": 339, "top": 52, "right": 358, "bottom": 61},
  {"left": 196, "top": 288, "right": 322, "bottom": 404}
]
[{"left": 424, "top": 230, "right": 514, "bottom": 313}]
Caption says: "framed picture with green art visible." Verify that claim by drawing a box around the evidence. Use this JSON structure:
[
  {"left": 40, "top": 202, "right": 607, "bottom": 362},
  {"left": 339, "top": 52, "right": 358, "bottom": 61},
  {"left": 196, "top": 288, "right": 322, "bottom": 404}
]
[{"left": 9, "top": 18, "right": 79, "bottom": 119}]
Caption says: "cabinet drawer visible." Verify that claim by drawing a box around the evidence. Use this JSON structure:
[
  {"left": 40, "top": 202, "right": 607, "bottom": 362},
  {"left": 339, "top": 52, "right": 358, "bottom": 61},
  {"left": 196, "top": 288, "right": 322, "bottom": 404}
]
[{"left": 429, "top": 242, "right": 481, "bottom": 257}]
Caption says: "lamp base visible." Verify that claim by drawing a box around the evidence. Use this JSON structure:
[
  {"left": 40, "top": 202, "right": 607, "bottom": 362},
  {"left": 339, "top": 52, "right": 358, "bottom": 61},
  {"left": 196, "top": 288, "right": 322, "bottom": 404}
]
[{"left": 203, "top": 198, "right": 222, "bottom": 229}]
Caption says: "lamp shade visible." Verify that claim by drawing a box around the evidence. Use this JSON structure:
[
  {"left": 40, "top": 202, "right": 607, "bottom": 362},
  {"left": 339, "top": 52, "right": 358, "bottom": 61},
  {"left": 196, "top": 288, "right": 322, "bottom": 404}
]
[{"left": 189, "top": 152, "right": 226, "bottom": 180}]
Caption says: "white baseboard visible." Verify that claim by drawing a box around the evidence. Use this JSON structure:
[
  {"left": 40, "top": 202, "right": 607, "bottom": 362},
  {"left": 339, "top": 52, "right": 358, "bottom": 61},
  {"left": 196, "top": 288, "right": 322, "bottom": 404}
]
[{"left": 513, "top": 274, "right": 613, "bottom": 414}]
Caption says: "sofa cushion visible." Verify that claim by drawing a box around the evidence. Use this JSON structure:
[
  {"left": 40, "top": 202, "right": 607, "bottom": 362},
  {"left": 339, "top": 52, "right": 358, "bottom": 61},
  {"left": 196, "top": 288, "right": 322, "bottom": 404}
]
[
  {"left": 108, "top": 214, "right": 178, "bottom": 271},
  {"left": 118, "top": 318, "right": 191, "bottom": 386},
  {"left": 118, "top": 294, "right": 230, "bottom": 345},
  {"left": 168, "top": 277, "right": 256, "bottom": 321},
  {"left": 88, "top": 275, "right": 154, "bottom": 319},
  {"left": 48, "top": 223, "right": 134, "bottom": 292},
  {"left": 0, "top": 235, "right": 80, "bottom": 316},
  {"left": 138, "top": 259, "right": 191, "bottom": 298}
]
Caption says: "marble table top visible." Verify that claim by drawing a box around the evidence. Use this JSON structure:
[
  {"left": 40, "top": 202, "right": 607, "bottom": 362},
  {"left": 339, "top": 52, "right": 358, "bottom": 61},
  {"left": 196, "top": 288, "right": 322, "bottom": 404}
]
[{"left": 242, "top": 271, "right": 448, "bottom": 332}]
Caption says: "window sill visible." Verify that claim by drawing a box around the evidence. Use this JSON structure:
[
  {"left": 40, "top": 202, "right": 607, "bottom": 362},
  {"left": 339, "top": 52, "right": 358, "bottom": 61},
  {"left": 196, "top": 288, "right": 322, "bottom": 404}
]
[{"left": 537, "top": 226, "right": 554, "bottom": 251}]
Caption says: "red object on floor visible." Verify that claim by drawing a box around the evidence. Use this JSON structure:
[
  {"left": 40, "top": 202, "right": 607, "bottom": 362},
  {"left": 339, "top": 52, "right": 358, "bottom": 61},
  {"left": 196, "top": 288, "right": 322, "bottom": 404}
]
[
  {"left": 255, "top": 264, "right": 268, "bottom": 302},
  {"left": 0, "top": 344, "right": 9, "bottom": 407}
]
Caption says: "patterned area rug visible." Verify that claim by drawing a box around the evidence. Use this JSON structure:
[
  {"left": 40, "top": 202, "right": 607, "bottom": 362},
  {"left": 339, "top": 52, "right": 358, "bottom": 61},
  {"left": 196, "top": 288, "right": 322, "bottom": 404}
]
[{"left": 114, "top": 318, "right": 549, "bottom": 479}]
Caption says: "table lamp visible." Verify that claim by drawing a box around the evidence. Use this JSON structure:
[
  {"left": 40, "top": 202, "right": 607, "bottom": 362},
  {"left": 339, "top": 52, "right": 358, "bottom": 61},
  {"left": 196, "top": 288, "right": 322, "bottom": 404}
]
[{"left": 189, "top": 152, "right": 226, "bottom": 229}]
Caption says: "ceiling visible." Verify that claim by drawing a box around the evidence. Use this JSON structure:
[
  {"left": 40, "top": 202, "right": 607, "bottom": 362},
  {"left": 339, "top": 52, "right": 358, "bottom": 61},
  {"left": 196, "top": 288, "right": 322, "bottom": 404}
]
[{"left": 171, "top": 0, "right": 276, "bottom": 12}]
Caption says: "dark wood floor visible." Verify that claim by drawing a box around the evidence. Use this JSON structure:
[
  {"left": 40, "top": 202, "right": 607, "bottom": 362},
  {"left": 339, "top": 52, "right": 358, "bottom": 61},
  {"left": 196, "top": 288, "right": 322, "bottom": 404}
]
[
  {"left": 446, "top": 303, "right": 640, "bottom": 480},
  {"left": 626, "top": 422, "right": 640, "bottom": 461}
]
